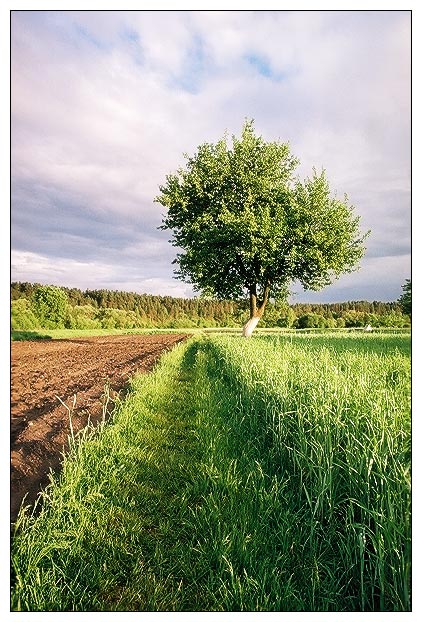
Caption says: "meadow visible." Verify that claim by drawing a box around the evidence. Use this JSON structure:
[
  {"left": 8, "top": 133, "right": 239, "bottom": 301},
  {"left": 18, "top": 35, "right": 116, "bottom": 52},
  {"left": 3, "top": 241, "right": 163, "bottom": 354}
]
[{"left": 11, "top": 331, "right": 411, "bottom": 611}]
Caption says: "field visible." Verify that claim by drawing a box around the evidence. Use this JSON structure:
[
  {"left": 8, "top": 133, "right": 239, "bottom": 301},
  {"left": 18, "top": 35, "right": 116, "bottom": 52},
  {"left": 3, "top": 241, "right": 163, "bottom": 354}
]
[
  {"left": 11, "top": 333, "right": 189, "bottom": 522},
  {"left": 11, "top": 330, "right": 411, "bottom": 612}
]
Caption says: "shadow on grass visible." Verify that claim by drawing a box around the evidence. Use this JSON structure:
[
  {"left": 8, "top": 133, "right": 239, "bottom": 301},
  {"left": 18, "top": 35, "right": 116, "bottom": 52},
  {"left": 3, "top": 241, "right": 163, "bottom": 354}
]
[{"left": 11, "top": 331, "right": 53, "bottom": 341}]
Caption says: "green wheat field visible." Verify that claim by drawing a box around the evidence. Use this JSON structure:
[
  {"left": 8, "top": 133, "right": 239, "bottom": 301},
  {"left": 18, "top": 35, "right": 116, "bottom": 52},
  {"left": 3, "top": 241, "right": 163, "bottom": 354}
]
[{"left": 11, "top": 331, "right": 411, "bottom": 612}]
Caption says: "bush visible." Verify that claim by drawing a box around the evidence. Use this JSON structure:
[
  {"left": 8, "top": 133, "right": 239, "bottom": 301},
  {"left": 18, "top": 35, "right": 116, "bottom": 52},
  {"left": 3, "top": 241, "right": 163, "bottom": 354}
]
[
  {"left": 65, "top": 305, "right": 101, "bottom": 330},
  {"left": 276, "top": 308, "right": 296, "bottom": 328},
  {"left": 32, "top": 286, "right": 68, "bottom": 328},
  {"left": 11, "top": 298, "right": 40, "bottom": 330},
  {"left": 378, "top": 312, "right": 409, "bottom": 328},
  {"left": 341, "top": 310, "right": 366, "bottom": 327},
  {"left": 97, "top": 308, "right": 138, "bottom": 329},
  {"left": 325, "top": 317, "right": 337, "bottom": 329},
  {"left": 295, "top": 313, "right": 326, "bottom": 329}
]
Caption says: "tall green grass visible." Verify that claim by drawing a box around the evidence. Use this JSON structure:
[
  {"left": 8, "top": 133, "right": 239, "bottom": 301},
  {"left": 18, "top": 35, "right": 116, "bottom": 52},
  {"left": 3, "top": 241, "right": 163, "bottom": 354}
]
[
  {"left": 195, "top": 333, "right": 410, "bottom": 610},
  {"left": 11, "top": 333, "right": 410, "bottom": 611}
]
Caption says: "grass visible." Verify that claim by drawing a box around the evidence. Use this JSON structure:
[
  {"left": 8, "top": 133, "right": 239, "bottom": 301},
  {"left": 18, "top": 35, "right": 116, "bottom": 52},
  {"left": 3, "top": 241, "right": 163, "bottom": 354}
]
[
  {"left": 199, "top": 333, "right": 411, "bottom": 611},
  {"left": 12, "top": 341, "right": 202, "bottom": 610},
  {"left": 11, "top": 332, "right": 411, "bottom": 611},
  {"left": 11, "top": 330, "right": 53, "bottom": 341},
  {"left": 10, "top": 326, "right": 248, "bottom": 341},
  {"left": 11, "top": 326, "right": 410, "bottom": 341},
  {"left": 11, "top": 327, "right": 196, "bottom": 340}
]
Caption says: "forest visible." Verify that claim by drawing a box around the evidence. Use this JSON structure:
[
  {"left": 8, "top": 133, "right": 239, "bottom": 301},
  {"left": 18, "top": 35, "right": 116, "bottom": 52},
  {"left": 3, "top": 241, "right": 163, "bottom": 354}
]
[{"left": 11, "top": 281, "right": 410, "bottom": 331}]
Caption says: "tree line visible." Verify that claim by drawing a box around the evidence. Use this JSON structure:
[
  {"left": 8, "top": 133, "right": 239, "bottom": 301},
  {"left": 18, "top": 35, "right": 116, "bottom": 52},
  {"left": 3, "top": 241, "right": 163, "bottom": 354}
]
[{"left": 11, "top": 281, "right": 410, "bottom": 331}]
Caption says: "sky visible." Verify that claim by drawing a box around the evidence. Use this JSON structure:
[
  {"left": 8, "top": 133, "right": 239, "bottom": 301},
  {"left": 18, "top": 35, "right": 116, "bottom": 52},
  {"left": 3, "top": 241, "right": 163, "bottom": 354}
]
[{"left": 9, "top": 6, "right": 411, "bottom": 303}]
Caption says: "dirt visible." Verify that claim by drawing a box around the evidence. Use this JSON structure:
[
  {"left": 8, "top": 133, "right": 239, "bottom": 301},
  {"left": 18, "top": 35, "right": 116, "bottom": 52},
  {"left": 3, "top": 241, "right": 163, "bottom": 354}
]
[{"left": 10, "top": 333, "right": 189, "bottom": 524}]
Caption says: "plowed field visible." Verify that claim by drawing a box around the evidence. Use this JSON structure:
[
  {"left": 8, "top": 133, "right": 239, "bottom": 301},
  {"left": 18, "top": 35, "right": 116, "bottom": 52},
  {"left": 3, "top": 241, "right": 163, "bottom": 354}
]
[{"left": 11, "top": 333, "right": 188, "bottom": 523}]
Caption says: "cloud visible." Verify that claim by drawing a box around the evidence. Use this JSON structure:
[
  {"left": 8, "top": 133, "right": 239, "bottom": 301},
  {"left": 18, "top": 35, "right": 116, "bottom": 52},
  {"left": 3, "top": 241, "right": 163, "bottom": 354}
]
[
  {"left": 291, "top": 254, "right": 411, "bottom": 304},
  {"left": 11, "top": 10, "right": 411, "bottom": 301},
  {"left": 11, "top": 248, "right": 194, "bottom": 298}
]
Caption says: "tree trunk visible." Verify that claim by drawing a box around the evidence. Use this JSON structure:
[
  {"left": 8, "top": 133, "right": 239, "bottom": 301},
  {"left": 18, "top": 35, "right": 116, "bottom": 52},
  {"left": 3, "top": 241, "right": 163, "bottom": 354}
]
[
  {"left": 242, "top": 314, "right": 261, "bottom": 337},
  {"left": 242, "top": 282, "right": 270, "bottom": 337}
]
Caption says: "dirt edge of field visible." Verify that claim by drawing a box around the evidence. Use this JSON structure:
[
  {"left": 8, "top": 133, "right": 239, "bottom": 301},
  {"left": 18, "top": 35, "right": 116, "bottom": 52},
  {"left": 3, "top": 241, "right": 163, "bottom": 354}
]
[{"left": 11, "top": 333, "right": 189, "bottom": 524}]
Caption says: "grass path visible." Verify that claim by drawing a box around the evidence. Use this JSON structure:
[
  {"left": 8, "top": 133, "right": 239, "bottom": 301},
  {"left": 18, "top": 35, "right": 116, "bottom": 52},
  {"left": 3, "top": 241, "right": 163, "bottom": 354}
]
[
  {"left": 12, "top": 337, "right": 264, "bottom": 611},
  {"left": 12, "top": 340, "right": 206, "bottom": 610}
]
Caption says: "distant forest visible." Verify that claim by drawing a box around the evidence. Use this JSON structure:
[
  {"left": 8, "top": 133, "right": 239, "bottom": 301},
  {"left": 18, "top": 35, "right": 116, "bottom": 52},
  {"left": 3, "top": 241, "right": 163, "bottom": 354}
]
[{"left": 11, "top": 281, "right": 409, "bottom": 330}]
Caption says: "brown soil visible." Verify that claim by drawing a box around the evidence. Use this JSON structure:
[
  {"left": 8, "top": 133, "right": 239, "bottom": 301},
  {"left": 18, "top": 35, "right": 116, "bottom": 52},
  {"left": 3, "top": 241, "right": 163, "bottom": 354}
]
[{"left": 10, "top": 333, "right": 189, "bottom": 524}]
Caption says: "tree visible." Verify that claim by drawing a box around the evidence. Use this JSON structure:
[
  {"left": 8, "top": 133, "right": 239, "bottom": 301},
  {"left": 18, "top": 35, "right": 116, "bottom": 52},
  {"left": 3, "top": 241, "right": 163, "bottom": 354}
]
[
  {"left": 156, "top": 120, "right": 369, "bottom": 336},
  {"left": 398, "top": 279, "right": 411, "bottom": 317},
  {"left": 32, "top": 285, "right": 68, "bottom": 328},
  {"left": 295, "top": 312, "right": 326, "bottom": 329},
  {"left": 11, "top": 298, "right": 40, "bottom": 330}
]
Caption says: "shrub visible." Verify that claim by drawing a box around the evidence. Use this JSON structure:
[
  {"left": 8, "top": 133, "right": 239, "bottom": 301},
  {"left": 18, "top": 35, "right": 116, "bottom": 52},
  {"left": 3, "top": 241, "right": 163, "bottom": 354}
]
[
  {"left": 341, "top": 310, "right": 366, "bottom": 327},
  {"left": 295, "top": 313, "right": 326, "bottom": 329},
  {"left": 97, "top": 308, "right": 138, "bottom": 329},
  {"left": 378, "top": 312, "right": 409, "bottom": 328},
  {"left": 65, "top": 305, "right": 101, "bottom": 330},
  {"left": 32, "top": 286, "right": 68, "bottom": 328},
  {"left": 11, "top": 298, "right": 40, "bottom": 330}
]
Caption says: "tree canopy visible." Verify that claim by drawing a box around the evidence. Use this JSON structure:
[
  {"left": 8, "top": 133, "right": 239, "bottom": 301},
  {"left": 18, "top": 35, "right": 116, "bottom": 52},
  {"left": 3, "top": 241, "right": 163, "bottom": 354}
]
[
  {"left": 398, "top": 279, "right": 411, "bottom": 316},
  {"left": 11, "top": 282, "right": 409, "bottom": 331},
  {"left": 156, "top": 120, "right": 369, "bottom": 334},
  {"left": 32, "top": 285, "right": 68, "bottom": 328}
]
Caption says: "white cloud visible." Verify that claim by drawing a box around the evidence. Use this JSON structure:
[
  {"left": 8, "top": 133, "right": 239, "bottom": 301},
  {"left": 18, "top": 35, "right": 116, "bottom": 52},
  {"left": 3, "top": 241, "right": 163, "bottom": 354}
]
[
  {"left": 11, "top": 250, "right": 118, "bottom": 283},
  {"left": 11, "top": 249, "right": 193, "bottom": 297}
]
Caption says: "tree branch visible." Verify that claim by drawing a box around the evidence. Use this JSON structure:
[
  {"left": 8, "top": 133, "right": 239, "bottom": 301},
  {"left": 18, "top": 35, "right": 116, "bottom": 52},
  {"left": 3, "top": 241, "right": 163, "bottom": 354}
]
[{"left": 257, "top": 279, "right": 271, "bottom": 316}]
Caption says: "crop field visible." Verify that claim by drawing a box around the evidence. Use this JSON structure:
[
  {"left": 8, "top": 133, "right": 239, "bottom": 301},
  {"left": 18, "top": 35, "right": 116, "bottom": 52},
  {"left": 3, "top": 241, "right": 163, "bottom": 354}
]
[
  {"left": 11, "top": 331, "right": 411, "bottom": 612},
  {"left": 10, "top": 333, "right": 189, "bottom": 522}
]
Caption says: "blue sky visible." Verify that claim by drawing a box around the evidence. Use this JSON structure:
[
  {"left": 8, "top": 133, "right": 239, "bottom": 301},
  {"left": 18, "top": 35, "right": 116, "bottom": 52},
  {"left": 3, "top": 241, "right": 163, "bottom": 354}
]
[{"left": 10, "top": 7, "right": 411, "bottom": 303}]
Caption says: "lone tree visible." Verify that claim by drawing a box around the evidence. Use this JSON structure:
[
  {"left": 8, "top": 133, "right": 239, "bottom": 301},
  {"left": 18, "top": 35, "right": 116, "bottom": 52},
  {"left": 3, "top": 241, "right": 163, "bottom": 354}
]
[{"left": 156, "top": 120, "right": 368, "bottom": 336}]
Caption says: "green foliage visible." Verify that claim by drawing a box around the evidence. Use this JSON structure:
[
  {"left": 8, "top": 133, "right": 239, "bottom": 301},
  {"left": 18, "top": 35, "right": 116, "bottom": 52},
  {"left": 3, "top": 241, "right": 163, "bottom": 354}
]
[
  {"left": 398, "top": 279, "right": 411, "bottom": 316},
  {"left": 11, "top": 298, "right": 40, "bottom": 330},
  {"left": 156, "top": 120, "right": 369, "bottom": 319},
  {"left": 65, "top": 304, "right": 99, "bottom": 330},
  {"left": 11, "top": 281, "right": 39, "bottom": 301},
  {"left": 97, "top": 308, "right": 138, "bottom": 329},
  {"left": 295, "top": 312, "right": 326, "bottom": 328},
  {"left": 11, "top": 282, "right": 410, "bottom": 331},
  {"left": 11, "top": 331, "right": 52, "bottom": 341},
  {"left": 341, "top": 310, "right": 367, "bottom": 327},
  {"left": 379, "top": 311, "right": 408, "bottom": 328},
  {"left": 32, "top": 285, "right": 68, "bottom": 328},
  {"left": 258, "top": 302, "right": 296, "bottom": 328}
]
